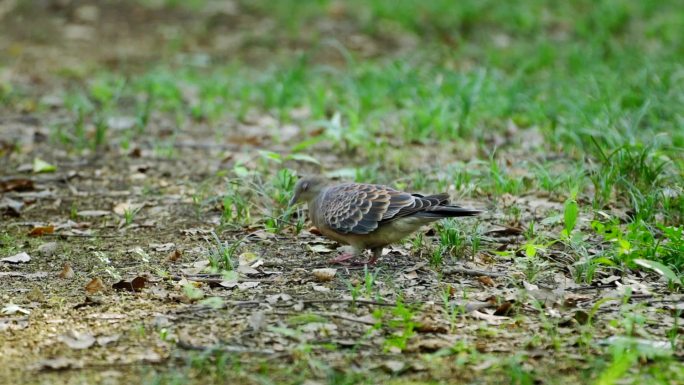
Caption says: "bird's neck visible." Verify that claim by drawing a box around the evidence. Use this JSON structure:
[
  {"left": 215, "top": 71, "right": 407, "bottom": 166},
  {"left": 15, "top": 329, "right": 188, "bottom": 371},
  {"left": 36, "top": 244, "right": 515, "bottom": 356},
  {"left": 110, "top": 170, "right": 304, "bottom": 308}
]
[{"left": 307, "top": 199, "right": 321, "bottom": 227}]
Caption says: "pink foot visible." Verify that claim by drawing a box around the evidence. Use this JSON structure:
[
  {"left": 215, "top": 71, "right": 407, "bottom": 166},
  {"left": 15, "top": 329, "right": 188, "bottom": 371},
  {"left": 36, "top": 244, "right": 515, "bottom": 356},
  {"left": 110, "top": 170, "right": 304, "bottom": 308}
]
[
  {"left": 364, "top": 256, "right": 379, "bottom": 266},
  {"left": 329, "top": 252, "right": 356, "bottom": 264}
]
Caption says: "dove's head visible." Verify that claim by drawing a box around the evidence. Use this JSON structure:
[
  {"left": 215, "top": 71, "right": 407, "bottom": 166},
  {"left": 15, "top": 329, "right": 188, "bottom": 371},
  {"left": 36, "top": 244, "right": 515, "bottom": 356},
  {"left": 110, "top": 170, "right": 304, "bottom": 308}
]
[{"left": 289, "top": 176, "right": 329, "bottom": 207}]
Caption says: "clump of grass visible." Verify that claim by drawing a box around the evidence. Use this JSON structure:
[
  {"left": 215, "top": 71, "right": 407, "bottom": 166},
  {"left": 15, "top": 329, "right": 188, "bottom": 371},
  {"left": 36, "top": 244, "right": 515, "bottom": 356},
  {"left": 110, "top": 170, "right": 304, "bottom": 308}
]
[
  {"left": 207, "top": 232, "right": 240, "bottom": 272},
  {"left": 219, "top": 181, "right": 252, "bottom": 229},
  {"left": 592, "top": 220, "right": 684, "bottom": 277},
  {"left": 589, "top": 141, "right": 678, "bottom": 222},
  {"left": 435, "top": 219, "right": 482, "bottom": 265}
]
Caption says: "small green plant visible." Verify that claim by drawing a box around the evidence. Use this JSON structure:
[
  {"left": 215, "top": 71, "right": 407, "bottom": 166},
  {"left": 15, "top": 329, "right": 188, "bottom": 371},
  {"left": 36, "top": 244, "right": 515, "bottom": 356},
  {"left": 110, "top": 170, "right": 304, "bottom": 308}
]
[
  {"left": 264, "top": 168, "right": 297, "bottom": 233},
  {"left": 220, "top": 182, "right": 252, "bottom": 229},
  {"left": 383, "top": 298, "right": 416, "bottom": 352},
  {"left": 592, "top": 219, "right": 684, "bottom": 279},
  {"left": 363, "top": 266, "right": 379, "bottom": 298},
  {"left": 518, "top": 240, "right": 551, "bottom": 283},
  {"left": 123, "top": 207, "right": 140, "bottom": 227},
  {"left": 504, "top": 355, "right": 535, "bottom": 385},
  {"left": 207, "top": 232, "right": 240, "bottom": 272},
  {"left": 437, "top": 219, "right": 464, "bottom": 255}
]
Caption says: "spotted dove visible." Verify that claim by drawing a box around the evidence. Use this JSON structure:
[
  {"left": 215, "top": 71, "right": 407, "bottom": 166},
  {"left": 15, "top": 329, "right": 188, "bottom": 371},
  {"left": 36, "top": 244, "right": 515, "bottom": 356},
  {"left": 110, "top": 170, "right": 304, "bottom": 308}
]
[{"left": 288, "top": 176, "right": 482, "bottom": 264}]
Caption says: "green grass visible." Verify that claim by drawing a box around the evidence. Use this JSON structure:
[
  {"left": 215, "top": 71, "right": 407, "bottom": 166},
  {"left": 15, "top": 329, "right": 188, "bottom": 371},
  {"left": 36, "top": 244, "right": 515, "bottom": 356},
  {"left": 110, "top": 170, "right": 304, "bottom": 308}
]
[
  {"left": 2, "top": 0, "right": 684, "bottom": 383},
  {"left": 22, "top": 0, "right": 680, "bottom": 278}
]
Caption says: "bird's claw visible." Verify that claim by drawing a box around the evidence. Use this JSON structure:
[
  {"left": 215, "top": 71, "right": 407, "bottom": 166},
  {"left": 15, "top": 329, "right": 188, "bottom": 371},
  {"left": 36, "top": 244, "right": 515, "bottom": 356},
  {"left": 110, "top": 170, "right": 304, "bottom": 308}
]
[{"left": 329, "top": 253, "right": 379, "bottom": 266}]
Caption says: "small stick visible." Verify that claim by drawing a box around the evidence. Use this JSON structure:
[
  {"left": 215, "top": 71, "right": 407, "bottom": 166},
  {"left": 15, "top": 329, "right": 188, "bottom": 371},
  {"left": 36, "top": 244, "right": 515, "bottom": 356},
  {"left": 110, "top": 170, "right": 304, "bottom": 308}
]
[
  {"left": 176, "top": 340, "right": 276, "bottom": 354},
  {"left": 169, "top": 275, "right": 277, "bottom": 284},
  {"left": 442, "top": 267, "right": 506, "bottom": 278},
  {"left": 270, "top": 311, "right": 377, "bottom": 326}
]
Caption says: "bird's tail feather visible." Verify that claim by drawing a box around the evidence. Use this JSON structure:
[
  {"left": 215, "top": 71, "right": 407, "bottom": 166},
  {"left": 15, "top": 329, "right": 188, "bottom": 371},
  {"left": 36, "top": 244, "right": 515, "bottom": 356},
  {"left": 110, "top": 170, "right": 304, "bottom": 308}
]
[{"left": 417, "top": 205, "right": 483, "bottom": 218}]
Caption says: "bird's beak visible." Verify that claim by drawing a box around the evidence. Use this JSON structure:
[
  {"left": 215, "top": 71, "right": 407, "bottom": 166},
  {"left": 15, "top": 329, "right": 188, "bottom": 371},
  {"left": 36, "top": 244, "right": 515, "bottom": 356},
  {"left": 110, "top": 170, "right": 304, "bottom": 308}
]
[{"left": 288, "top": 193, "right": 298, "bottom": 208}]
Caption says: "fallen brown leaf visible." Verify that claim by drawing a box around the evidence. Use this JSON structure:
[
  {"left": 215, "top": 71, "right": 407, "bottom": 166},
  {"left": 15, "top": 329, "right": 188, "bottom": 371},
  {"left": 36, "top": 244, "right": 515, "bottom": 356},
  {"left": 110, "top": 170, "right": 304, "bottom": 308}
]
[
  {"left": 478, "top": 276, "right": 496, "bottom": 287},
  {"left": 85, "top": 277, "right": 106, "bottom": 294},
  {"left": 59, "top": 263, "right": 75, "bottom": 279},
  {"left": 312, "top": 268, "right": 336, "bottom": 282},
  {"left": 308, "top": 226, "right": 322, "bottom": 236},
  {"left": 167, "top": 249, "right": 182, "bottom": 262},
  {"left": 0, "top": 178, "right": 34, "bottom": 192},
  {"left": 28, "top": 225, "right": 54, "bottom": 237},
  {"left": 494, "top": 301, "right": 514, "bottom": 316},
  {"left": 112, "top": 276, "right": 146, "bottom": 292}
]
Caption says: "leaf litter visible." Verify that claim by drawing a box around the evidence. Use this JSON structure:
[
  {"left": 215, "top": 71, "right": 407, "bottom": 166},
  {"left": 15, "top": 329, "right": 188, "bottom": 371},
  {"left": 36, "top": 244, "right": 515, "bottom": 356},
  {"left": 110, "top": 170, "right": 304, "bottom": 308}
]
[{"left": 0, "top": 3, "right": 681, "bottom": 384}]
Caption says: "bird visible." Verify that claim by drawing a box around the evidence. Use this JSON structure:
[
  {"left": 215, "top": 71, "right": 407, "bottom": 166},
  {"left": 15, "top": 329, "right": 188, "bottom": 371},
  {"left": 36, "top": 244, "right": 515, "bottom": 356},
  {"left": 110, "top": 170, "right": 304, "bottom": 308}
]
[{"left": 288, "top": 176, "right": 482, "bottom": 265}]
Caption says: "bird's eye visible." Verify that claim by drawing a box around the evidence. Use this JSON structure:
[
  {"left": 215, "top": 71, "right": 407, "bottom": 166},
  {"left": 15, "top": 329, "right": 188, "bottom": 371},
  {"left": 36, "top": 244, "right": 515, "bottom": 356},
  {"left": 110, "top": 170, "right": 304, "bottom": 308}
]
[{"left": 301, "top": 182, "right": 309, "bottom": 191}]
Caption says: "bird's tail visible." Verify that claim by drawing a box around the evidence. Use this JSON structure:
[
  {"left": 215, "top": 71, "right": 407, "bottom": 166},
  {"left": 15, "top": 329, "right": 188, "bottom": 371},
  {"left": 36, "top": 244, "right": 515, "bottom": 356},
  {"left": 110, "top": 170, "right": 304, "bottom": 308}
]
[{"left": 417, "top": 205, "right": 483, "bottom": 218}]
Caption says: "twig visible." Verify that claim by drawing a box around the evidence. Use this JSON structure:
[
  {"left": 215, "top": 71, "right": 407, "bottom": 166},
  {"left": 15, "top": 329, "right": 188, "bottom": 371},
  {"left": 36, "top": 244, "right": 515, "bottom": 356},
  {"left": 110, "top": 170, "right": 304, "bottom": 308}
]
[
  {"left": 271, "top": 311, "right": 377, "bottom": 325},
  {"left": 169, "top": 275, "right": 277, "bottom": 283},
  {"left": 176, "top": 340, "right": 276, "bottom": 354},
  {"left": 301, "top": 298, "right": 396, "bottom": 307},
  {"left": 567, "top": 284, "right": 617, "bottom": 292},
  {"left": 41, "top": 233, "right": 124, "bottom": 239},
  {"left": 442, "top": 266, "right": 506, "bottom": 278}
]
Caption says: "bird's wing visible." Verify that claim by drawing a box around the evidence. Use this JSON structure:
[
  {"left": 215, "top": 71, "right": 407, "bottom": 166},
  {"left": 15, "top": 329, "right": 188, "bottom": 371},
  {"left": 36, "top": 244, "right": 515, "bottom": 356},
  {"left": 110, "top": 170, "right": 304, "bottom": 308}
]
[{"left": 318, "top": 183, "right": 450, "bottom": 235}]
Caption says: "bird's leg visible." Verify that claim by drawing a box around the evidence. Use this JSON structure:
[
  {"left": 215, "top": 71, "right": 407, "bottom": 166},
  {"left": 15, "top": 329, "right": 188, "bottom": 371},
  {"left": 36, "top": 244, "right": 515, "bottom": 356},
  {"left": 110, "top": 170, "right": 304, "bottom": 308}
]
[
  {"left": 329, "top": 246, "right": 362, "bottom": 264},
  {"left": 364, "top": 247, "right": 383, "bottom": 265},
  {"left": 329, "top": 246, "right": 367, "bottom": 265},
  {"left": 329, "top": 252, "right": 357, "bottom": 264}
]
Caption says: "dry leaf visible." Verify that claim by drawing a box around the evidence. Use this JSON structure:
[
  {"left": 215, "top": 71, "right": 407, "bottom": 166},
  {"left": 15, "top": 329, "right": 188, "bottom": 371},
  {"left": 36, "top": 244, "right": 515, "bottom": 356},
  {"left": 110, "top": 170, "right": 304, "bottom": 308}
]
[
  {"left": 0, "top": 197, "right": 23, "bottom": 216},
  {"left": 312, "top": 268, "right": 336, "bottom": 282},
  {"left": 96, "top": 334, "right": 120, "bottom": 346},
  {"left": 494, "top": 301, "right": 514, "bottom": 316},
  {"left": 2, "top": 252, "right": 31, "bottom": 264},
  {"left": 237, "top": 264, "right": 260, "bottom": 275},
  {"left": 248, "top": 311, "right": 266, "bottom": 332},
  {"left": 307, "top": 244, "right": 334, "bottom": 253},
  {"left": 237, "top": 281, "right": 259, "bottom": 290},
  {"left": 112, "top": 276, "right": 146, "bottom": 292},
  {"left": 149, "top": 243, "right": 175, "bottom": 252},
  {"left": 166, "top": 249, "right": 182, "bottom": 262},
  {"left": 238, "top": 252, "right": 259, "bottom": 266},
  {"left": 28, "top": 225, "right": 54, "bottom": 237},
  {"left": 266, "top": 293, "right": 292, "bottom": 304},
  {"left": 478, "top": 276, "right": 496, "bottom": 287},
  {"left": 77, "top": 210, "right": 110, "bottom": 218},
  {"left": 382, "top": 360, "right": 406, "bottom": 373},
  {"left": 0, "top": 178, "right": 34, "bottom": 192},
  {"left": 59, "top": 262, "right": 75, "bottom": 279},
  {"left": 38, "top": 242, "right": 58, "bottom": 257},
  {"left": 85, "top": 277, "right": 106, "bottom": 294},
  {"left": 36, "top": 357, "right": 81, "bottom": 371},
  {"left": 472, "top": 310, "right": 509, "bottom": 325},
  {"left": 1, "top": 303, "right": 31, "bottom": 315},
  {"left": 403, "top": 270, "right": 418, "bottom": 280},
  {"left": 60, "top": 330, "right": 95, "bottom": 349}
]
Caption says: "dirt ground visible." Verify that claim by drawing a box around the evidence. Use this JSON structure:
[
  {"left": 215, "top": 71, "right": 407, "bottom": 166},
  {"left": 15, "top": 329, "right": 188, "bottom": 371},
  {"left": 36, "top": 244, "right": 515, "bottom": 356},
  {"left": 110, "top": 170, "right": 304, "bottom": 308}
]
[{"left": 1, "top": 1, "right": 682, "bottom": 384}]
